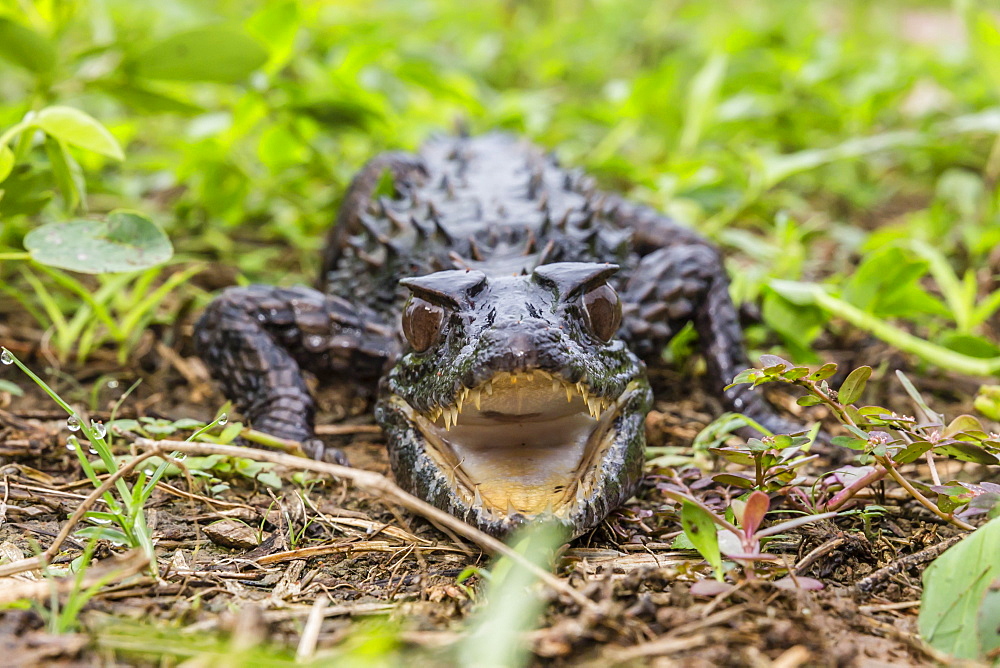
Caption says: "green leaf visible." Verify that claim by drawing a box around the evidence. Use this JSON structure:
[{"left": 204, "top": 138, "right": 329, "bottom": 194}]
[
  {"left": 132, "top": 27, "right": 268, "bottom": 83},
  {"left": 920, "top": 518, "right": 1000, "bottom": 659},
  {"left": 0, "top": 17, "right": 56, "bottom": 73},
  {"left": 712, "top": 473, "right": 756, "bottom": 489},
  {"left": 0, "top": 379, "right": 23, "bottom": 396},
  {"left": 681, "top": 502, "right": 724, "bottom": 580},
  {"left": 893, "top": 441, "right": 933, "bottom": 465},
  {"left": 831, "top": 435, "right": 866, "bottom": 450},
  {"left": 972, "top": 12, "right": 1000, "bottom": 97},
  {"left": 808, "top": 363, "right": 838, "bottom": 381},
  {"left": 977, "top": 581, "right": 1000, "bottom": 658},
  {"left": 932, "top": 442, "right": 999, "bottom": 465},
  {"left": 24, "top": 210, "right": 173, "bottom": 274},
  {"left": 0, "top": 144, "right": 14, "bottom": 183},
  {"left": 796, "top": 395, "right": 822, "bottom": 407},
  {"left": 43, "top": 135, "right": 82, "bottom": 214},
  {"left": 975, "top": 386, "right": 1000, "bottom": 422},
  {"left": 943, "top": 415, "right": 985, "bottom": 439},
  {"left": 838, "top": 366, "right": 872, "bottom": 405},
  {"left": 32, "top": 106, "right": 124, "bottom": 161}
]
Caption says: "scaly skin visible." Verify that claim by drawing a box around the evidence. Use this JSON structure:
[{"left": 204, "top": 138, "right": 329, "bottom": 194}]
[{"left": 195, "top": 134, "right": 801, "bottom": 536}]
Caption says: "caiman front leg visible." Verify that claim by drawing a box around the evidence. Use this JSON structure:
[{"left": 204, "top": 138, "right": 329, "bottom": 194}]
[
  {"left": 610, "top": 200, "right": 804, "bottom": 438},
  {"left": 194, "top": 285, "right": 399, "bottom": 464}
]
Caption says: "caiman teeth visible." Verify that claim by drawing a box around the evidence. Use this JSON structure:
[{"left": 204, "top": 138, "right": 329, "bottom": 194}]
[{"left": 424, "top": 370, "right": 614, "bottom": 428}]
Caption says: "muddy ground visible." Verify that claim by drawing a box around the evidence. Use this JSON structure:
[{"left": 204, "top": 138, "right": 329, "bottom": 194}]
[{"left": 0, "top": 308, "right": 990, "bottom": 666}]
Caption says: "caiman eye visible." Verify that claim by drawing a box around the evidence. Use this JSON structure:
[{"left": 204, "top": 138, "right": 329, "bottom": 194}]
[
  {"left": 402, "top": 297, "right": 445, "bottom": 352},
  {"left": 582, "top": 283, "right": 622, "bottom": 343}
]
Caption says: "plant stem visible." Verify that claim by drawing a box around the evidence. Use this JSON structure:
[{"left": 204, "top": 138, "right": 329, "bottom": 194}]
[
  {"left": 874, "top": 456, "right": 975, "bottom": 531},
  {"left": 826, "top": 466, "right": 889, "bottom": 511}
]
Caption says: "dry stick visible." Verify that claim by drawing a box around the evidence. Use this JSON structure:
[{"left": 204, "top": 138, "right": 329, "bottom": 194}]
[
  {"left": 0, "top": 450, "right": 161, "bottom": 579},
  {"left": 131, "top": 438, "right": 598, "bottom": 612},
  {"left": 854, "top": 533, "right": 965, "bottom": 594}
]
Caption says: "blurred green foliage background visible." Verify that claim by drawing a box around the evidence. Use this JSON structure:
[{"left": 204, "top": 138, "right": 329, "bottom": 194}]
[{"left": 1, "top": 0, "right": 998, "bottom": 365}]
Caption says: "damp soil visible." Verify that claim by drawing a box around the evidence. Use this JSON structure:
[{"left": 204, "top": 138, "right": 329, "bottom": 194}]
[{"left": 0, "top": 308, "right": 991, "bottom": 667}]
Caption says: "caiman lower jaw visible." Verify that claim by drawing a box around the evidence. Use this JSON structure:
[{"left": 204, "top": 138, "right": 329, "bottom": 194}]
[{"left": 389, "top": 373, "right": 644, "bottom": 520}]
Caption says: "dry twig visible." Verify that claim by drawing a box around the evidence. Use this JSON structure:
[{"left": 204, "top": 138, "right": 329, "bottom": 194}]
[{"left": 131, "top": 437, "right": 599, "bottom": 612}]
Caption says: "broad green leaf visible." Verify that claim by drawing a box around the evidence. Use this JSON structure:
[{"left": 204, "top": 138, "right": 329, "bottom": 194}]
[
  {"left": 246, "top": 1, "right": 300, "bottom": 73},
  {"left": 94, "top": 82, "right": 204, "bottom": 115},
  {"left": 977, "top": 581, "right": 1000, "bottom": 657},
  {"left": 0, "top": 144, "right": 13, "bottom": 183},
  {"left": 943, "top": 415, "right": 985, "bottom": 439},
  {"left": 0, "top": 17, "right": 56, "bottom": 73},
  {"left": 808, "top": 363, "right": 838, "bottom": 381},
  {"left": 838, "top": 366, "right": 872, "bottom": 405},
  {"left": 681, "top": 502, "right": 724, "bottom": 580},
  {"left": 932, "top": 442, "right": 999, "bottom": 465},
  {"left": 33, "top": 106, "right": 124, "bottom": 161},
  {"left": 920, "top": 518, "right": 1000, "bottom": 659},
  {"left": 893, "top": 441, "right": 933, "bottom": 465},
  {"left": 132, "top": 27, "right": 268, "bottom": 83},
  {"left": 24, "top": 210, "right": 172, "bottom": 274},
  {"left": 712, "top": 473, "right": 756, "bottom": 489},
  {"left": 940, "top": 333, "right": 1000, "bottom": 359},
  {"left": 831, "top": 435, "right": 867, "bottom": 450}
]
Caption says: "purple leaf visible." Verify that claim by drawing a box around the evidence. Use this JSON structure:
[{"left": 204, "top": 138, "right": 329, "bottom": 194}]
[
  {"left": 742, "top": 491, "right": 770, "bottom": 536},
  {"left": 773, "top": 575, "right": 824, "bottom": 590},
  {"left": 690, "top": 580, "right": 736, "bottom": 597}
]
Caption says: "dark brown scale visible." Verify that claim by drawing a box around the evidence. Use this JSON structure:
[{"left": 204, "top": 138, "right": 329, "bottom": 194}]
[{"left": 194, "top": 133, "right": 800, "bottom": 497}]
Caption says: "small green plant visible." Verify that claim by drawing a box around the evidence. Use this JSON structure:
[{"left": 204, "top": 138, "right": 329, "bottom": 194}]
[
  {"left": 0, "top": 347, "right": 228, "bottom": 573},
  {"left": 667, "top": 485, "right": 835, "bottom": 585},
  {"left": 728, "top": 355, "right": 1000, "bottom": 530}
]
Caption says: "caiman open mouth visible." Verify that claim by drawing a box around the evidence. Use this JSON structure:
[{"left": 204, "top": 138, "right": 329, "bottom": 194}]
[{"left": 390, "top": 371, "right": 642, "bottom": 519}]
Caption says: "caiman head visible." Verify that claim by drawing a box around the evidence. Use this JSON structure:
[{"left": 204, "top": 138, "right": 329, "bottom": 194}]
[{"left": 374, "top": 262, "right": 652, "bottom": 537}]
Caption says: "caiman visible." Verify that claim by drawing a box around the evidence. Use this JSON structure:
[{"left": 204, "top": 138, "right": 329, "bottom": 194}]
[{"left": 194, "top": 134, "right": 799, "bottom": 537}]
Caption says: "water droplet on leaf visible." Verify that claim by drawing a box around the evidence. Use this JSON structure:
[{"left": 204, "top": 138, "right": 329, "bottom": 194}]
[
  {"left": 218, "top": 413, "right": 228, "bottom": 426},
  {"left": 66, "top": 436, "right": 78, "bottom": 451},
  {"left": 0, "top": 350, "right": 12, "bottom": 365},
  {"left": 93, "top": 422, "right": 106, "bottom": 438},
  {"left": 107, "top": 379, "right": 119, "bottom": 389},
  {"left": 66, "top": 415, "right": 81, "bottom": 431}
]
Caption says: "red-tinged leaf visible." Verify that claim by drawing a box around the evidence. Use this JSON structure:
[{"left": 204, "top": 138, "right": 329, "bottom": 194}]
[
  {"left": 723, "top": 551, "right": 781, "bottom": 561},
  {"left": 690, "top": 580, "right": 735, "bottom": 597},
  {"left": 742, "top": 491, "right": 770, "bottom": 536},
  {"left": 759, "top": 354, "right": 792, "bottom": 368},
  {"left": 773, "top": 576, "right": 824, "bottom": 590}
]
